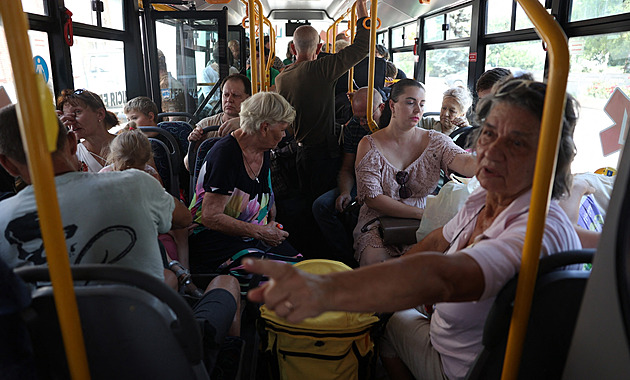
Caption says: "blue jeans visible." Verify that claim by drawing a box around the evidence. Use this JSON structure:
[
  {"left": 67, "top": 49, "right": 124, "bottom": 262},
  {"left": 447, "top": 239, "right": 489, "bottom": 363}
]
[{"left": 312, "top": 186, "right": 357, "bottom": 262}]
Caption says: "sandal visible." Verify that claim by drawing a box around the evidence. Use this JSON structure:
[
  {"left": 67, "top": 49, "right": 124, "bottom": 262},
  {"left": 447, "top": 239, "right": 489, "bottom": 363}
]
[{"left": 168, "top": 260, "right": 204, "bottom": 298}]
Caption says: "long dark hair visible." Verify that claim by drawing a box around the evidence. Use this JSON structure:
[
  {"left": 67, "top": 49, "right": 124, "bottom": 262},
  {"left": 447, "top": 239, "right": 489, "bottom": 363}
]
[{"left": 380, "top": 79, "right": 426, "bottom": 127}]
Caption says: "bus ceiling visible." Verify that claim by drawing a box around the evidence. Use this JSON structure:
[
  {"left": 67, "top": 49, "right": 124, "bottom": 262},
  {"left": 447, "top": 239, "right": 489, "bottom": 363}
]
[{"left": 148, "top": 0, "right": 464, "bottom": 31}]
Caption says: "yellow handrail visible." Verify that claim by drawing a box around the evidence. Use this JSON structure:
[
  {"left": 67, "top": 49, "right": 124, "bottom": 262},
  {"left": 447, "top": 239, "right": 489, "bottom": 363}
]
[
  {"left": 501, "top": 1, "right": 570, "bottom": 379},
  {"left": 331, "top": 8, "right": 351, "bottom": 54},
  {"left": 366, "top": 0, "right": 379, "bottom": 133},
  {"left": 255, "top": 0, "right": 265, "bottom": 91},
  {"left": 263, "top": 16, "right": 275, "bottom": 91},
  {"left": 347, "top": 3, "right": 357, "bottom": 95},
  {"left": 0, "top": 2, "right": 90, "bottom": 380},
  {"left": 245, "top": 0, "right": 258, "bottom": 94}
]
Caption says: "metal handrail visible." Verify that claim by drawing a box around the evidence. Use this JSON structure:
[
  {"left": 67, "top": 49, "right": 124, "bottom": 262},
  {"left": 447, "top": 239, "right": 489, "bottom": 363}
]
[
  {"left": 366, "top": 0, "right": 379, "bottom": 133},
  {"left": 0, "top": 2, "right": 90, "bottom": 379},
  {"left": 501, "top": 1, "right": 571, "bottom": 379},
  {"left": 347, "top": 3, "right": 357, "bottom": 94}
]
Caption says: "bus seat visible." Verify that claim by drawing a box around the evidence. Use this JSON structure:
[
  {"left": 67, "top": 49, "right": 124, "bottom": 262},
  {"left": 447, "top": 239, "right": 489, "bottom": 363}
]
[
  {"left": 450, "top": 125, "right": 477, "bottom": 149},
  {"left": 16, "top": 265, "right": 210, "bottom": 380},
  {"left": 187, "top": 126, "right": 221, "bottom": 201},
  {"left": 158, "top": 112, "right": 199, "bottom": 125},
  {"left": 139, "top": 127, "right": 181, "bottom": 199},
  {"left": 159, "top": 121, "right": 195, "bottom": 203},
  {"left": 465, "top": 249, "right": 594, "bottom": 380}
]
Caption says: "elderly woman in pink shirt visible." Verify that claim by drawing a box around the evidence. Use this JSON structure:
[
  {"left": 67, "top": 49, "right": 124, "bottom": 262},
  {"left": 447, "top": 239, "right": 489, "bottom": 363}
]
[{"left": 244, "top": 78, "right": 583, "bottom": 380}]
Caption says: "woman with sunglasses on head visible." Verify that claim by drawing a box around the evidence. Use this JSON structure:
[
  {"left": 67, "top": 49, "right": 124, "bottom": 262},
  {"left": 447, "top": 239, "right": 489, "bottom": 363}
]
[
  {"left": 56, "top": 89, "right": 119, "bottom": 172},
  {"left": 353, "top": 79, "right": 476, "bottom": 267}
]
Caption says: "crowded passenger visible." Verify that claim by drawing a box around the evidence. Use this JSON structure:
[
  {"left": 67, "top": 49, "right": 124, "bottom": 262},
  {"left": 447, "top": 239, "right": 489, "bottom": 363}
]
[
  {"left": 185, "top": 73, "right": 252, "bottom": 170},
  {"left": 188, "top": 92, "right": 300, "bottom": 274},
  {"left": 276, "top": 0, "right": 370, "bottom": 202},
  {"left": 247, "top": 47, "right": 280, "bottom": 91},
  {"left": 228, "top": 39, "right": 241, "bottom": 70},
  {"left": 124, "top": 96, "right": 160, "bottom": 130},
  {"left": 0, "top": 105, "right": 241, "bottom": 375},
  {"left": 421, "top": 86, "right": 473, "bottom": 136},
  {"left": 157, "top": 49, "right": 187, "bottom": 116},
  {"left": 263, "top": 35, "right": 286, "bottom": 72},
  {"left": 0, "top": 104, "right": 190, "bottom": 280},
  {"left": 56, "top": 89, "right": 118, "bottom": 173},
  {"left": 476, "top": 67, "right": 512, "bottom": 99},
  {"left": 312, "top": 87, "right": 385, "bottom": 264},
  {"left": 98, "top": 127, "right": 201, "bottom": 294},
  {"left": 353, "top": 79, "right": 477, "bottom": 266},
  {"left": 245, "top": 78, "right": 582, "bottom": 380}
]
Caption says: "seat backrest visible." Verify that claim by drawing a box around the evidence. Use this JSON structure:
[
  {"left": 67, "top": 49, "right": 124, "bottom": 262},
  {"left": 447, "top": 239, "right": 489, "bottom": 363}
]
[
  {"left": 187, "top": 125, "right": 221, "bottom": 202},
  {"left": 139, "top": 127, "right": 181, "bottom": 198},
  {"left": 16, "top": 265, "right": 209, "bottom": 380},
  {"left": 465, "top": 249, "right": 594, "bottom": 380},
  {"left": 158, "top": 121, "right": 195, "bottom": 202},
  {"left": 449, "top": 125, "right": 477, "bottom": 149}
]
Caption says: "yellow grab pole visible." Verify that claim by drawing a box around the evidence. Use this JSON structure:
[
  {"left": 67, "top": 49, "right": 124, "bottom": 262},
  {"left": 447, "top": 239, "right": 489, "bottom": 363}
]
[
  {"left": 366, "top": 0, "right": 379, "bottom": 133},
  {"left": 263, "top": 17, "right": 275, "bottom": 91},
  {"left": 348, "top": 3, "right": 357, "bottom": 94},
  {"left": 246, "top": 0, "right": 258, "bottom": 93},
  {"left": 0, "top": 2, "right": 90, "bottom": 380},
  {"left": 326, "top": 24, "right": 335, "bottom": 53},
  {"left": 501, "top": 1, "right": 570, "bottom": 379},
  {"left": 255, "top": 0, "right": 265, "bottom": 91}
]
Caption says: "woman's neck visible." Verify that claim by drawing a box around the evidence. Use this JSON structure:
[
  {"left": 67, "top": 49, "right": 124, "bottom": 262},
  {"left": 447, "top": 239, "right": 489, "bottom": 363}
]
[
  {"left": 233, "top": 129, "right": 263, "bottom": 156},
  {"left": 484, "top": 189, "right": 529, "bottom": 218},
  {"left": 83, "top": 131, "right": 115, "bottom": 153},
  {"left": 385, "top": 119, "right": 417, "bottom": 142}
]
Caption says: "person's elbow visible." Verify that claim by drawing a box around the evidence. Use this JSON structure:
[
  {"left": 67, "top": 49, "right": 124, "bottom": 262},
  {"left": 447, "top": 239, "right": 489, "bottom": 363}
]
[{"left": 171, "top": 199, "right": 193, "bottom": 229}]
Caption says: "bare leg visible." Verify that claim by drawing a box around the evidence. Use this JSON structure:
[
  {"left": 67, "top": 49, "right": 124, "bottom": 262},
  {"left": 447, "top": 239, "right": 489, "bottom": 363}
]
[
  {"left": 359, "top": 246, "right": 391, "bottom": 267},
  {"left": 169, "top": 228, "right": 190, "bottom": 269},
  {"left": 164, "top": 269, "right": 178, "bottom": 291},
  {"left": 206, "top": 275, "right": 241, "bottom": 336}
]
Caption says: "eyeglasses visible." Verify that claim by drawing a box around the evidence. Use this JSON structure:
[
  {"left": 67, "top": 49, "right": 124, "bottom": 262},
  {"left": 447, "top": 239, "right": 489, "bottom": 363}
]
[{"left": 395, "top": 170, "right": 412, "bottom": 199}]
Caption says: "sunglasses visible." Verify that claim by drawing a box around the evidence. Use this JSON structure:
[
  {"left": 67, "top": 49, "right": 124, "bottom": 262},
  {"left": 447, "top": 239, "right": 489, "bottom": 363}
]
[
  {"left": 395, "top": 170, "right": 412, "bottom": 199},
  {"left": 71, "top": 89, "right": 105, "bottom": 108}
]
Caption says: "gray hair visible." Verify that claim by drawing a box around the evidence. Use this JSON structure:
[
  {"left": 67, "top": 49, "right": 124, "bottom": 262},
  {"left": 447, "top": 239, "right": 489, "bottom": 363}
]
[
  {"left": 443, "top": 86, "right": 473, "bottom": 114},
  {"left": 473, "top": 79, "right": 579, "bottom": 199},
  {"left": 239, "top": 92, "right": 296, "bottom": 134}
]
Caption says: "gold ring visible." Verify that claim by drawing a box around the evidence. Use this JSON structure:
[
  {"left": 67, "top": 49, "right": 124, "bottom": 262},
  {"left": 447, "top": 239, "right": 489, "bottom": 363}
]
[{"left": 284, "top": 300, "right": 294, "bottom": 311}]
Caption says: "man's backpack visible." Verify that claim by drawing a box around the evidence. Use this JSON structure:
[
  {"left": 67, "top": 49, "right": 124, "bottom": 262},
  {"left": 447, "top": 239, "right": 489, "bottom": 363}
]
[{"left": 258, "top": 260, "right": 380, "bottom": 380}]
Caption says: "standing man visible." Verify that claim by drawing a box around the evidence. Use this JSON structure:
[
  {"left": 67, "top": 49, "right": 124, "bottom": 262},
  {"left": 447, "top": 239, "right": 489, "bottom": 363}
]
[{"left": 276, "top": 0, "right": 370, "bottom": 202}]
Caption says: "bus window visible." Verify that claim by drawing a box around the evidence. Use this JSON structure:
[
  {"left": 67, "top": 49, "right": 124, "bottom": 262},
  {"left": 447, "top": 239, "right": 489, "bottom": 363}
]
[
  {"left": 0, "top": 29, "right": 54, "bottom": 105},
  {"left": 392, "top": 52, "right": 415, "bottom": 79},
  {"left": 65, "top": 0, "right": 124, "bottom": 30},
  {"left": 424, "top": 15, "right": 443, "bottom": 43},
  {"left": 425, "top": 47, "right": 469, "bottom": 112},
  {"left": 570, "top": 0, "right": 630, "bottom": 21},
  {"left": 376, "top": 32, "right": 387, "bottom": 49},
  {"left": 568, "top": 31, "right": 630, "bottom": 172},
  {"left": 70, "top": 36, "right": 127, "bottom": 118},
  {"left": 486, "top": 0, "right": 512, "bottom": 34},
  {"left": 485, "top": 40, "right": 546, "bottom": 81},
  {"left": 392, "top": 22, "right": 416, "bottom": 48},
  {"left": 446, "top": 6, "right": 471, "bottom": 40},
  {"left": 515, "top": 0, "right": 545, "bottom": 30},
  {"left": 21, "top": 0, "right": 46, "bottom": 16}
]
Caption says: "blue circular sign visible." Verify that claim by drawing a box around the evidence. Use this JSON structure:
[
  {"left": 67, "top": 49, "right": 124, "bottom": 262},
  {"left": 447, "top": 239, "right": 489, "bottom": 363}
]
[{"left": 33, "top": 55, "right": 49, "bottom": 83}]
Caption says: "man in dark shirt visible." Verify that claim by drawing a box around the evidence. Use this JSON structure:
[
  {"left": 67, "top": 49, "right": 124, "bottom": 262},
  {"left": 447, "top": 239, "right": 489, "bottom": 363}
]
[
  {"left": 276, "top": 0, "right": 370, "bottom": 202},
  {"left": 312, "top": 88, "right": 384, "bottom": 263}
]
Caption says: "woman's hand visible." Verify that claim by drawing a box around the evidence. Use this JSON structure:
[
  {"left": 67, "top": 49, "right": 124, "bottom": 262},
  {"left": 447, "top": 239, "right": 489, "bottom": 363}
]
[
  {"left": 187, "top": 126, "right": 206, "bottom": 142},
  {"left": 245, "top": 259, "right": 329, "bottom": 323},
  {"left": 57, "top": 110, "right": 76, "bottom": 129},
  {"left": 451, "top": 116, "right": 469, "bottom": 129},
  {"left": 258, "top": 221, "right": 289, "bottom": 246}
]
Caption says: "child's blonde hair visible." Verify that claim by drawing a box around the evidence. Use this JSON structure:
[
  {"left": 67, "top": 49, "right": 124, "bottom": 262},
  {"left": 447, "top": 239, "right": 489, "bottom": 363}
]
[{"left": 107, "top": 128, "right": 153, "bottom": 171}]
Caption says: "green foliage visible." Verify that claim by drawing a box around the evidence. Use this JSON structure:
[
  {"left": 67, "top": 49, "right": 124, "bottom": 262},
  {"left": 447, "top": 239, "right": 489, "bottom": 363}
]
[{"left": 426, "top": 49, "right": 468, "bottom": 77}]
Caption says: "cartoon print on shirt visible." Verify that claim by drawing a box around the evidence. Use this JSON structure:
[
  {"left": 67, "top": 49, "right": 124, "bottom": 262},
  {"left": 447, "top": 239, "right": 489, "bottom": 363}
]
[{"left": 4, "top": 211, "right": 137, "bottom": 265}]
